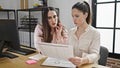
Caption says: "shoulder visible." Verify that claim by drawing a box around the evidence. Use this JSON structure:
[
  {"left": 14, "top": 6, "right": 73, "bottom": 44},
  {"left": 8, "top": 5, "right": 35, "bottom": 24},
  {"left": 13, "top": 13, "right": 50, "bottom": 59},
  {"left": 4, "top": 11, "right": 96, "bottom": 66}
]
[
  {"left": 34, "top": 23, "right": 43, "bottom": 33},
  {"left": 89, "top": 25, "right": 100, "bottom": 36},
  {"left": 36, "top": 23, "right": 43, "bottom": 29}
]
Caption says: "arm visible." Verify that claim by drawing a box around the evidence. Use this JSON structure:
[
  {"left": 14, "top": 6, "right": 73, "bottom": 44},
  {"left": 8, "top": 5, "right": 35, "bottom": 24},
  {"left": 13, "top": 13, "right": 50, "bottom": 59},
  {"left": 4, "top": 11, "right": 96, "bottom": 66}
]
[
  {"left": 51, "top": 23, "right": 68, "bottom": 44},
  {"left": 34, "top": 24, "right": 43, "bottom": 52},
  {"left": 85, "top": 31, "right": 100, "bottom": 63}
]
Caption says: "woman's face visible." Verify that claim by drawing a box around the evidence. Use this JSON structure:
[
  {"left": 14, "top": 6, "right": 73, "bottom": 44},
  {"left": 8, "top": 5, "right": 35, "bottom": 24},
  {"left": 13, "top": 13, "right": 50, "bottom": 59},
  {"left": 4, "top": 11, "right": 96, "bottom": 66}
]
[
  {"left": 72, "top": 8, "right": 87, "bottom": 27},
  {"left": 48, "top": 10, "right": 58, "bottom": 28}
]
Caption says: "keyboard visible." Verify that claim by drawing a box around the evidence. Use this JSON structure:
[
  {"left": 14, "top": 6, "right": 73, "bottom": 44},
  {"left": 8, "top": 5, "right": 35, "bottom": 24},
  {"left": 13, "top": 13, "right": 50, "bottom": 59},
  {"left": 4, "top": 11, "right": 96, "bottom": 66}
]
[
  {"left": 7, "top": 48, "right": 36, "bottom": 55},
  {"left": 2, "top": 52, "right": 18, "bottom": 58}
]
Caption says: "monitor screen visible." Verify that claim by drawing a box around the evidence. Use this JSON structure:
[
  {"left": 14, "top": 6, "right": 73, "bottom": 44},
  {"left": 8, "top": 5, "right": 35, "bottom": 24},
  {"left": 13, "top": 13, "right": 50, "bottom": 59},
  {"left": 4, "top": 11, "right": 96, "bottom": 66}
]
[{"left": 0, "top": 19, "right": 20, "bottom": 57}]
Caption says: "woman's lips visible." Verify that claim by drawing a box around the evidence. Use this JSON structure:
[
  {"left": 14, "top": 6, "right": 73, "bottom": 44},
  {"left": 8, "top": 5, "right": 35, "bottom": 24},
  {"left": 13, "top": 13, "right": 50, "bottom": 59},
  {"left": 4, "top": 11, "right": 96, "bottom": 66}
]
[
  {"left": 52, "top": 23, "right": 56, "bottom": 25},
  {"left": 74, "top": 22, "right": 77, "bottom": 25}
]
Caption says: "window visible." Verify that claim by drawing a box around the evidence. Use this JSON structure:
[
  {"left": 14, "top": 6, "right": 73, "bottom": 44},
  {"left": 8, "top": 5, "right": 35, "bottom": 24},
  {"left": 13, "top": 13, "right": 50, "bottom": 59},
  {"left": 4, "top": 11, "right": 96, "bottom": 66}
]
[
  {"left": 97, "top": 0, "right": 114, "bottom": 2},
  {"left": 92, "top": 0, "right": 120, "bottom": 58},
  {"left": 97, "top": 29, "right": 113, "bottom": 52},
  {"left": 116, "top": 3, "right": 120, "bottom": 27},
  {"left": 115, "top": 30, "right": 120, "bottom": 54},
  {"left": 96, "top": 3, "right": 114, "bottom": 27},
  {"left": 115, "top": 2, "right": 120, "bottom": 54}
]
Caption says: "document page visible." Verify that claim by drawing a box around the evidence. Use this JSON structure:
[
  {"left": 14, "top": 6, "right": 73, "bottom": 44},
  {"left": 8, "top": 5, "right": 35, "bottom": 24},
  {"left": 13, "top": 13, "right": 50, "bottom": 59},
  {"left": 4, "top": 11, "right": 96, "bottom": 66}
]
[
  {"left": 37, "top": 42, "right": 74, "bottom": 60},
  {"left": 41, "top": 57, "right": 76, "bottom": 68},
  {"left": 29, "top": 54, "right": 46, "bottom": 60}
]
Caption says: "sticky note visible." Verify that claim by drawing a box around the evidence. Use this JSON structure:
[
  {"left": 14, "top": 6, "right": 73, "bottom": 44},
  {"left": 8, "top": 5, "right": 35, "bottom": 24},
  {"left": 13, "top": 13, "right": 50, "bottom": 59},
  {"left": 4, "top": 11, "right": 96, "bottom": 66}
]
[{"left": 25, "top": 60, "right": 37, "bottom": 64}]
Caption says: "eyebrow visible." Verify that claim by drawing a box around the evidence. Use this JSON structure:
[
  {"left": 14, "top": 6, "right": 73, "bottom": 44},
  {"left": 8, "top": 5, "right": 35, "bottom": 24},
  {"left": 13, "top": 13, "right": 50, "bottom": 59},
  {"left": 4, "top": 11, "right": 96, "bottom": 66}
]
[
  {"left": 48, "top": 15, "right": 57, "bottom": 19},
  {"left": 48, "top": 15, "right": 57, "bottom": 17}
]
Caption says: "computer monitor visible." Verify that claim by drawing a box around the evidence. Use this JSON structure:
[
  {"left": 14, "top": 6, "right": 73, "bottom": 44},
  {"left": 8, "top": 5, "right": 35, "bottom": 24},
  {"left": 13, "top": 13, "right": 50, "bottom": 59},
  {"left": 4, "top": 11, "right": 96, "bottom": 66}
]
[
  {"left": 0, "top": 19, "right": 20, "bottom": 58},
  {"left": 0, "top": 19, "right": 35, "bottom": 58}
]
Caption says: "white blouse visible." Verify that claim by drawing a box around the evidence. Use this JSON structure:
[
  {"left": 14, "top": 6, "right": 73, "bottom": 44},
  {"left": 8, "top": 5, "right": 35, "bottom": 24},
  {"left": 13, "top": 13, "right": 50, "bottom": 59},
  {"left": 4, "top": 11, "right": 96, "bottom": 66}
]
[{"left": 69, "top": 25, "right": 100, "bottom": 63}]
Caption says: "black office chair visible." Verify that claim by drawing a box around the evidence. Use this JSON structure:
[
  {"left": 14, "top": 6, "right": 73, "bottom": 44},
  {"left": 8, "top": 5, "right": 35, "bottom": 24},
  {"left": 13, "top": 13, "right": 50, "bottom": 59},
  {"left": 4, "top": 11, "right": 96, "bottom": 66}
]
[{"left": 98, "top": 46, "right": 109, "bottom": 66}]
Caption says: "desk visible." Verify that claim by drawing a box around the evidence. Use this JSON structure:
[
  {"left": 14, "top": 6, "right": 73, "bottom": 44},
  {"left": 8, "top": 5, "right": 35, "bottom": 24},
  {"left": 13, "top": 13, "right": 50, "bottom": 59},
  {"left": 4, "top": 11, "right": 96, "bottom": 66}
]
[{"left": 0, "top": 51, "right": 110, "bottom": 68}]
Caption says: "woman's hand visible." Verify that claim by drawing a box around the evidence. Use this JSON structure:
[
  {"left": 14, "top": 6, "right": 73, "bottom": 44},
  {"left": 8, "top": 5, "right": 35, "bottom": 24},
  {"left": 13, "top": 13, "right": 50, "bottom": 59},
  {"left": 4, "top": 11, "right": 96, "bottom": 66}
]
[
  {"left": 55, "top": 23, "right": 63, "bottom": 35},
  {"left": 69, "top": 57, "right": 89, "bottom": 67},
  {"left": 52, "top": 23, "right": 64, "bottom": 44},
  {"left": 68, "top": 57, "right": 83, "bottom": 67}
]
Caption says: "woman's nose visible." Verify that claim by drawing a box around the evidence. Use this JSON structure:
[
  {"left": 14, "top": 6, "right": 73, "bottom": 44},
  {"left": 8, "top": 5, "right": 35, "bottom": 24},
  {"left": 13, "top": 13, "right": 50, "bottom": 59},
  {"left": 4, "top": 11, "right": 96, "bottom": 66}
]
[{"left": 51, "top": 18, "right": 55, "bottom": 22}]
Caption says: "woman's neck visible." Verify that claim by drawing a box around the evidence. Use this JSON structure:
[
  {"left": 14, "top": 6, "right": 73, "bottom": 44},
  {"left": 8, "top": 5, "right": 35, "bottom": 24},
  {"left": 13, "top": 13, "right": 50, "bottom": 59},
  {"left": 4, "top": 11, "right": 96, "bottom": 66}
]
[
  {"left": 77, "top": 22, "right": 88, "bottom": 31},
  {"left": 75, "top": 22, "right": 88, "bottom": 39},
  {"left": 51, "top": 27, "right": 55, "bottom": 34}
]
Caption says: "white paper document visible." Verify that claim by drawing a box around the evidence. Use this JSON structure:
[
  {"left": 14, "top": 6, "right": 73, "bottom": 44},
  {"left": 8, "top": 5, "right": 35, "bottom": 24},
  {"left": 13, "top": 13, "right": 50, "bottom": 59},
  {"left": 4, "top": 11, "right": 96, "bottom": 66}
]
[
  {"left": 41, "top": 57, "right": 76, "bottom": 68},
  {"left": 29, "top": 54, "right": 46, "bottom": 60},
  {"left": 37, "top": 42, "right": 74, "bottom": 60}
]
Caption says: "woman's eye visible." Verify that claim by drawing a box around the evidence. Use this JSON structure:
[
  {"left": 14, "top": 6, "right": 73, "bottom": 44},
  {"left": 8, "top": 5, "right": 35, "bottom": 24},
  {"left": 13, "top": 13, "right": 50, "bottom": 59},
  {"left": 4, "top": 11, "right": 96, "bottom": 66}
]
[
  {"left": 48, "top": 15, "right": 57, "bottom": 20},
  {"left": 75, "top": 15, "right": 79, "bottom": 18},
  {"left": 48, "top": 17, "right": 52, "bottom": 19},
  {"left": 72, "top": 15, "right": 79, "bottom": 19},
  {"left": 53, "top": 15, "right": 57, "bottom": 18}
]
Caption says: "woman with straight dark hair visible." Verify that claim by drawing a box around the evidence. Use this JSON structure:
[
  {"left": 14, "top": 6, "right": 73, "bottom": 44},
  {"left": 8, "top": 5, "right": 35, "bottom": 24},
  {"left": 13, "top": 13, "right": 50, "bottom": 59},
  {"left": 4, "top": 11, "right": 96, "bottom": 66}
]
[
  {"left": 68, "top": 1, "right": 100, "bottom": 66},
  {"left": 34, "top": 7, "right": 68, "bottom": 52}
]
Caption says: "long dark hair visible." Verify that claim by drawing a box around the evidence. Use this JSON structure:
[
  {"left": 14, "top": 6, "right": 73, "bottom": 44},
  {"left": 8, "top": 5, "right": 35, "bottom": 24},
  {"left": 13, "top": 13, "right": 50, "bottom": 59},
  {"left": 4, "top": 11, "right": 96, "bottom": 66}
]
[
  {"left": 72, "top": 1, "right": 92, "bottom": 24},
  {"left": 42, "top": 7, "right": 60, "bottom": 42}
]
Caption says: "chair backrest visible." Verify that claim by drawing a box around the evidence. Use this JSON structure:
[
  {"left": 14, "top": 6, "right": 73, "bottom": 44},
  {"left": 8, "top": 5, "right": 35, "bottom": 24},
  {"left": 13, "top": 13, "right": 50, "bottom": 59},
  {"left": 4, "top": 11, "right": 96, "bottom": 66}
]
[{"left": 98, "top": 46, "right": 109, "bottom": 66}]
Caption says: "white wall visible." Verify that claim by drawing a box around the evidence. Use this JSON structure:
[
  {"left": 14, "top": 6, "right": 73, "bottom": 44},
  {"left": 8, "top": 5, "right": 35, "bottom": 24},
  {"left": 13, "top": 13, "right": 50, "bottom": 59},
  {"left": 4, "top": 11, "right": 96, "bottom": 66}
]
[
  {"left": 48, "top": 0, "right": 90, "bottom": 30},
  {"left": 0, "top": 0, "right": 20, "bottom": 9}
]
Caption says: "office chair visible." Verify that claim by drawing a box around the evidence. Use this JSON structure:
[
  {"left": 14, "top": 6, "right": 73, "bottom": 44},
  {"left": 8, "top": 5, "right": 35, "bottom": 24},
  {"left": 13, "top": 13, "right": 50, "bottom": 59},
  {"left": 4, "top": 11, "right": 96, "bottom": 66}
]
[{"left": 98, "top": 46, "right": 109, "bottom": 66}]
